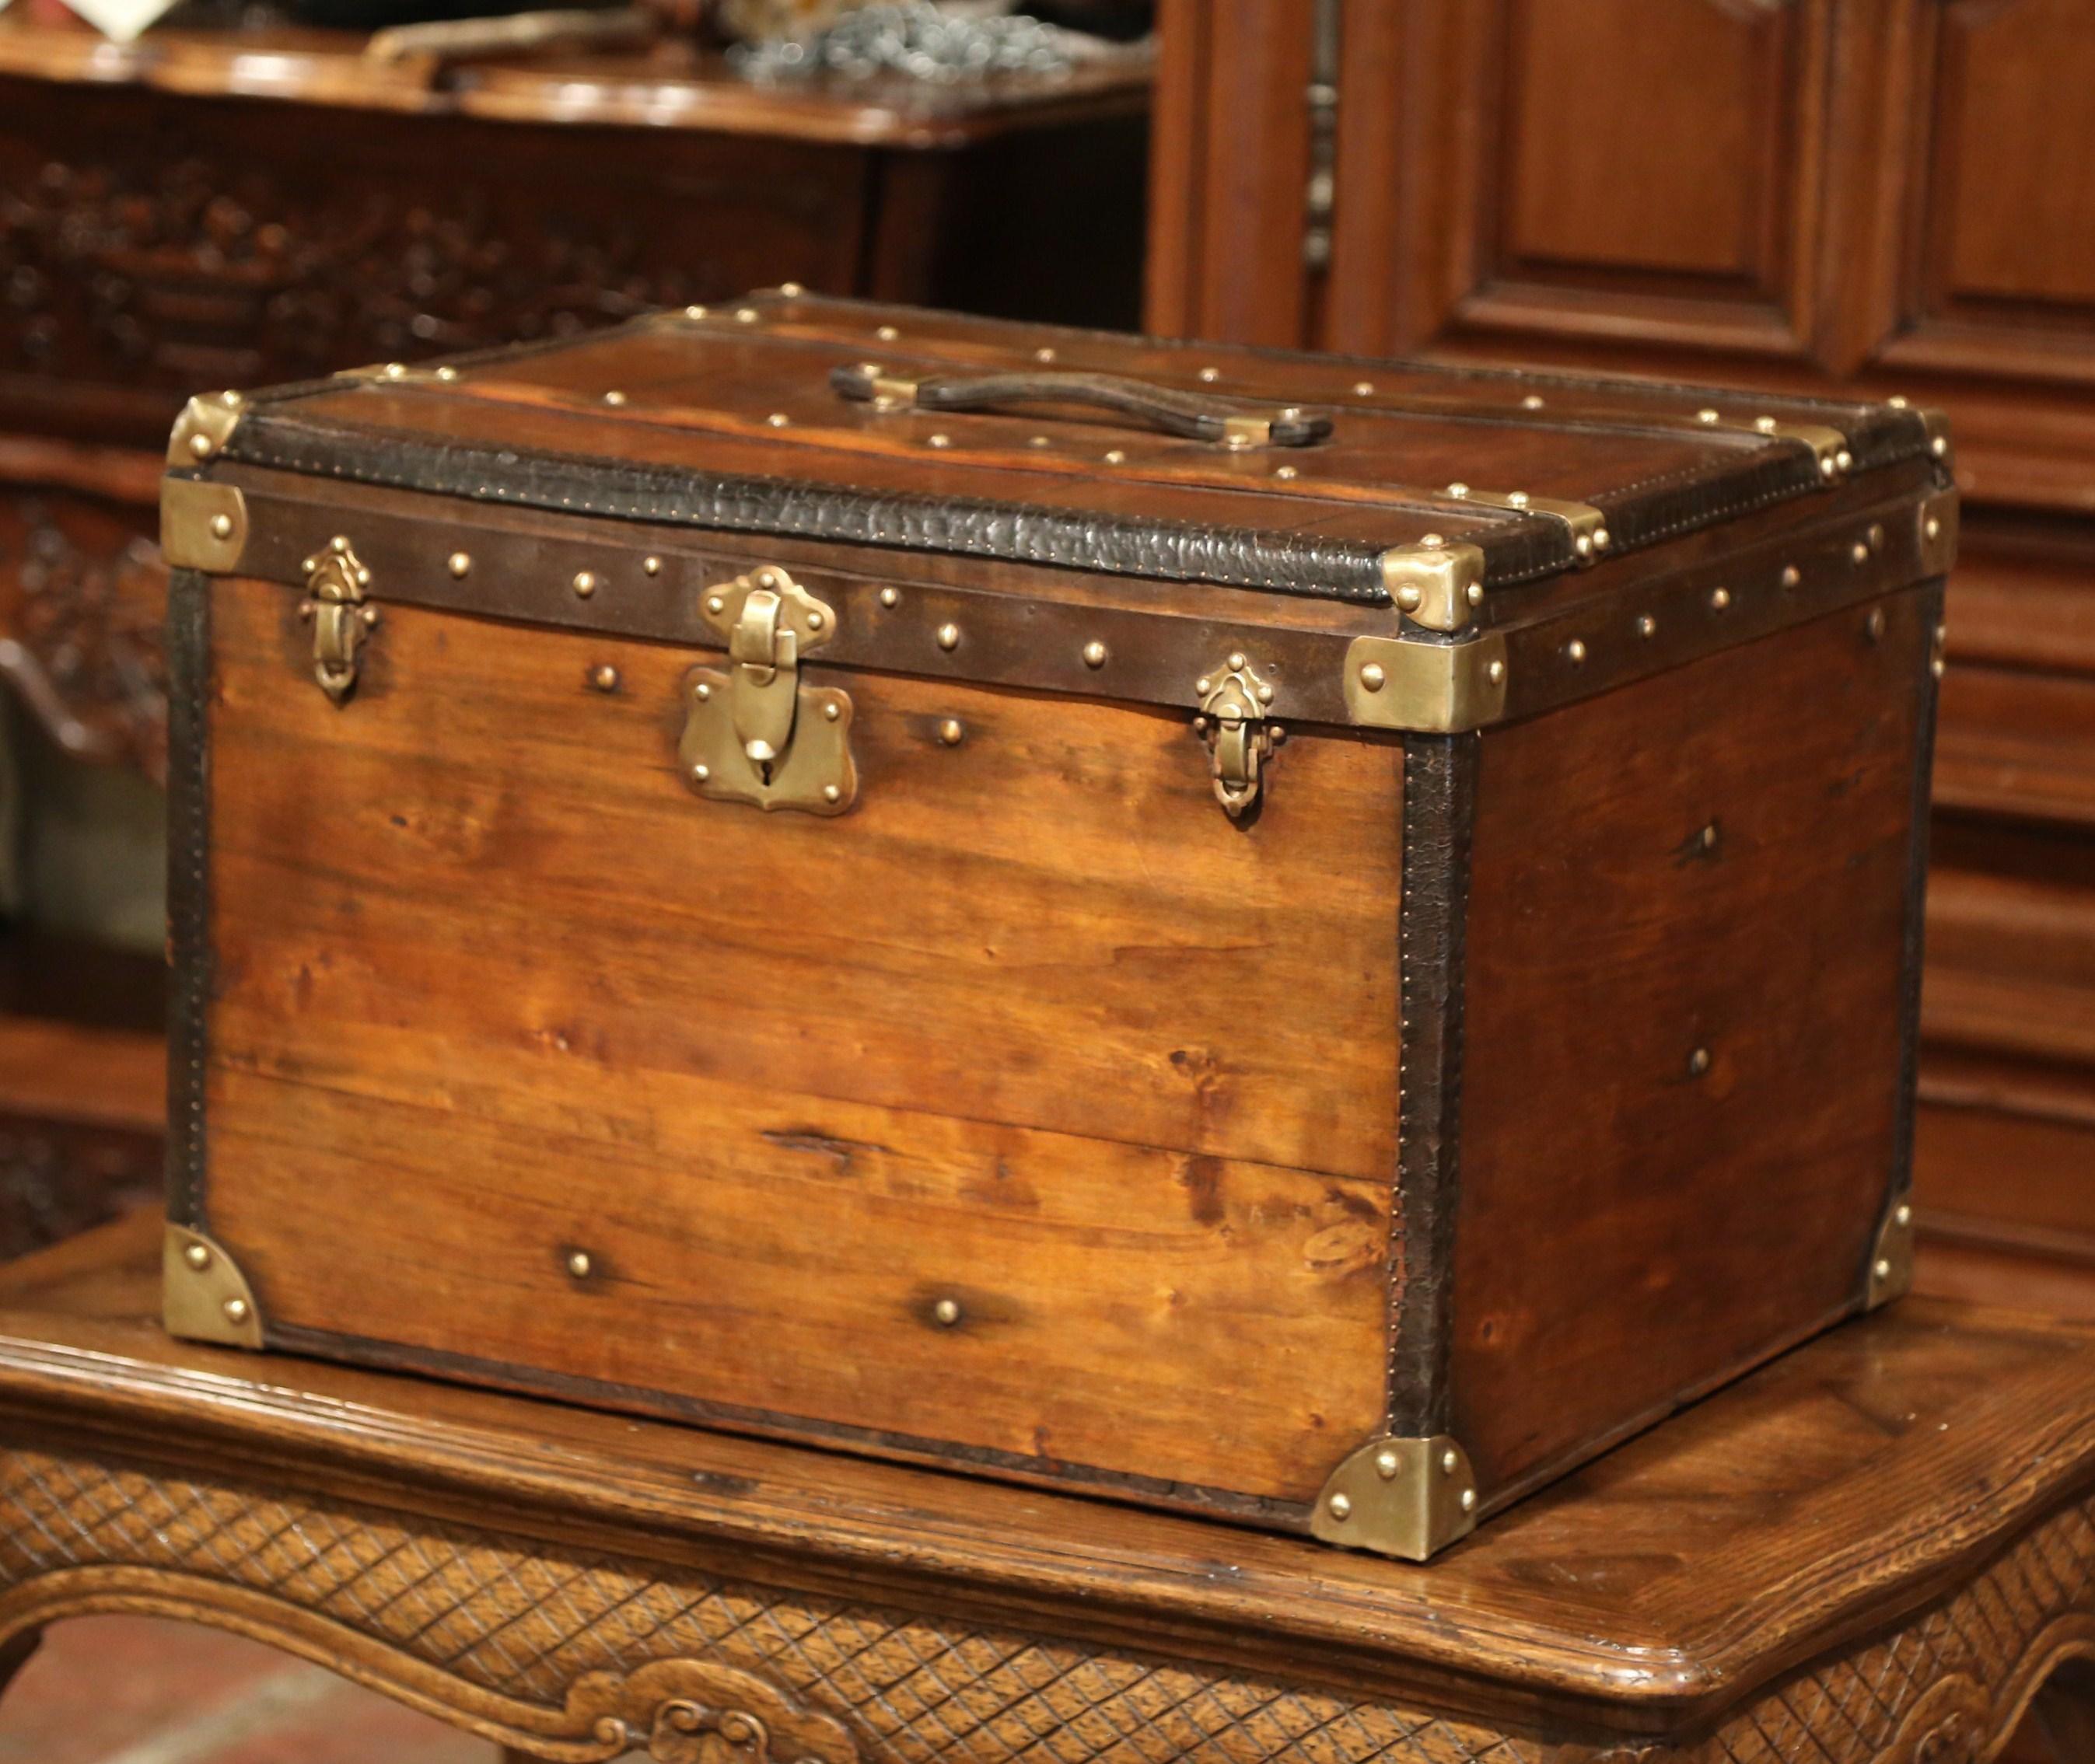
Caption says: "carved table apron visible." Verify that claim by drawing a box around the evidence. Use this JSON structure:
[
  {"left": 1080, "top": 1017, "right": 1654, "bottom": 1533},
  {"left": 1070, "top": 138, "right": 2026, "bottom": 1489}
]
[{"left": 0, "top": 1215, "right": 2091, "bottom": 1764}]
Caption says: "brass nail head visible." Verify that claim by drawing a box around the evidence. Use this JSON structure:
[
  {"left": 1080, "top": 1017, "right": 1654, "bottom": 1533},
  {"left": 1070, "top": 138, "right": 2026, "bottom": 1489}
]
[
  {"left": 824, "top": 701, "right": 841, "bottom": 721},
  {"left": 691, "top": 763, "right": 710, "bottom": 781},
  {"left": 1327, "top": 1491, "right": 1352, "bottom": 1521},
  {"left": 1354, "top": 380, "right": 1374, "bottom": 396},
  {"left": 644, "top": 555, "right": 662, "bottom": 576},
  {"left": 189, "top": 432, "right": 213, "bottom": 459},
  {"left": 876, "top": 323, "right": 899, "bottom": 341},
  {"left": 1034, "top": 346, "right": 1056, "bottom": 362},
  {"left": 1198, "top": 366, "right": 1220, "bottom": 383},
  {"left": 589, "top": 664, "right": 619, "bottom": 692},
  {"left": 1359, "top": 662, "right": 1387, "bottom": 692},
  {"left": 1688, "top": 1046, "right": 1712, "bottom": 1077},
  {"left": 1637, "top": 614, "right": 1657, "bottom": 638},
  {"left": 1375, "top": 1448, "right": 1401, "bottom": 1479},
  {"left": 1781, "top": 564, "right": 1802, "bottom": 589},
  {"left": 1082, "top": 641, "right": 1107, "bottom": 669},
  {"left": 209, "top": 513, "right": 233, "bottom": 540},
  {"left": 767, "top": 412, "right": 790, "bottom": 428},
  {"left": 1710, "top": 587, "right": 1733, "bottom": 611},
  {"left": 1522, "top": 393, "right": 1544, "bottom": 410},
  {"left": 572, "top": 571, "right": 598, "bottom": 599},
  {"left": 1460, "top": 1488, "right": 1478, "bottom": 1513},
  {"left": 1874, "top": 1257, "right": 1893, "bottom": 1282},
  {"left": 706, "top": 595, "right": 726, "bottom": 614},
  {"left": 933, "top": 1296, "right": 961, "bottom": 1326},
  {"left": 448, "top": 551, "right": 471, "bottom": 578},
  {"left": 1487, "top": 659, "right": 1507, "bottom": 685},
  {"left": 936, "top": 623, "right": 960, "bottom": 651},
  {"left": 1897, "top": 1203, "right": 1913, "bottom": 1228},
  {"left": 184, "top": 1242, "right": 212, "bottom": 1270},
  {"left": 1565, "top": 638, "right": 1587, "bottom": 665},
  {"left": 568, "top": 1250, "right": 593, "bottom": 1279},
  {"left": 1441, "top": 1449, "right": 1460, "bottom": 1475},
  {"left": 879, "top": 586, "right": 901, "bottom": 608},
  {"left": 1396, "top": 583, "right": 1424, "bottom": 612},
  {"left": 937, "top": 718, "right": 964, "bottom": 746},
  {"left": 222, "top": 1298, "right": 250, "bottom": 1325},
  {"left": 1866, "top": 607, "right": 1887, "bottom": 642},
  {"left": 822, "top": 784, "right": 841, "bottom": 802},
  {"left": 603, "top": 389, "right": 627, "bottom": 407}
]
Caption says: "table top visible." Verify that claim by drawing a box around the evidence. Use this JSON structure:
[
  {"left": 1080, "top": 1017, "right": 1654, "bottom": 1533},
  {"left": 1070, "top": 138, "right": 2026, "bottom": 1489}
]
[
  {"left": 2, "top": 1211, "right": 2092, "bottom": 1738},
  {"left": 0, "top": 15, "right": 1151, "bottom": 144}
]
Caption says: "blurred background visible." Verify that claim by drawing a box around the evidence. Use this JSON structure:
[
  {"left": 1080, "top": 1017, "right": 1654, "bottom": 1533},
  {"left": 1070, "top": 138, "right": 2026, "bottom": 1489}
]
[{"left": 0, "top": 0, "right": 2087, "bottom": 1753}]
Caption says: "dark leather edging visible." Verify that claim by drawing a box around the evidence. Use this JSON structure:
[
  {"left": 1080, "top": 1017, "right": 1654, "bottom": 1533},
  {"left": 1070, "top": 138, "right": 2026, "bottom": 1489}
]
[
  {"left": 165, "top": 568, "right": 212, "bottom": 1231},
  {"left": 222, "top": 410, "right": 1401, "bottom": 605},
  {"left": 1884, "top": 581, "right": 1946, "bottom": 1226},
  {"left": 1386, "top": 733, "right": 1480, "bottom": 1436}
]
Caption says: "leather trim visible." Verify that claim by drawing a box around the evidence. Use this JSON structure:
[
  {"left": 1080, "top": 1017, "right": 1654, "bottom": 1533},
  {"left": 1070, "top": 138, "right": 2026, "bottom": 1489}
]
[
  {"left": 221, "top": 410, "right": 1402, "bottom": 605},
  {"left": 1386, "top": 733, "right": 1479, "bottom": 1436},
  {"left": 164, "top": 568, "right": 212, "bottom": 1232}
]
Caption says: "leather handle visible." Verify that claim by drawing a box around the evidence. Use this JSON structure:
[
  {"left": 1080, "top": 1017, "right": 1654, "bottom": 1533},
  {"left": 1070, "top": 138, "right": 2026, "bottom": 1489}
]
[{"left": 831, "top": 364, "right": 1333, "bottom": 449}]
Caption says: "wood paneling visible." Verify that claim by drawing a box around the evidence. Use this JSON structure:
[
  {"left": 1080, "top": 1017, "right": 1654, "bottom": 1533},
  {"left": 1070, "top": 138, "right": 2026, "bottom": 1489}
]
[
  {"left": 1455, "top": 593, "right": 1926, "bottom": 1497},
  {"left": 202, "top": 577, "right": 1397, "bottom": 1503}
]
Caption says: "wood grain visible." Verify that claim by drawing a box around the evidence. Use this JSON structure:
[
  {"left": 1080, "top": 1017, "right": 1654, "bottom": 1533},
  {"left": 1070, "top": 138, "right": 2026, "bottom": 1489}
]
[
  {"left": 1453, "top": 593, "right": 1929, "bottom": 1497},
  {"left": 201, "top": 575, "right": 1398, "bottom": 1504}
]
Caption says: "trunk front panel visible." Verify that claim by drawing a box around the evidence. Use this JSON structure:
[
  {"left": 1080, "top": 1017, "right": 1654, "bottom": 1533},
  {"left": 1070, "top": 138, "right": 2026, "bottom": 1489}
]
[{"left": 196, "top": 576, "right": 1401, "bottom": 1507}]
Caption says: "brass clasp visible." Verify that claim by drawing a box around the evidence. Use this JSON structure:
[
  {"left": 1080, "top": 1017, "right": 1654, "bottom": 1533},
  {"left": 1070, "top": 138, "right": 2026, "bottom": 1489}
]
[
  {"left": 297, "top": 536, "right": 377, "bottom": 705},
  {"left": 680, "top": 565, "right": 856, "bottom": 816},
  {"left": 1195, "top": 654, "right": 1277, "bottom": 819}
]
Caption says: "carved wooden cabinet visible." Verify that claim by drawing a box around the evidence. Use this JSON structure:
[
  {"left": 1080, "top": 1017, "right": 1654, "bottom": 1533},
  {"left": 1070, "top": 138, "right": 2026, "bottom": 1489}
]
[
  {"left": 0, "top": 16, "right": 1147, "bottom": 1258},
  {"left": 1151, "top": 0, "right": 2095, "bottom": 1313}
]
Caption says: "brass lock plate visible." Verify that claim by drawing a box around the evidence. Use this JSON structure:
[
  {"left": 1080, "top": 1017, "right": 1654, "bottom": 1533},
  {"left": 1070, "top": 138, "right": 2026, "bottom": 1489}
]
[{"left": 680, "top": 565, "right": 856, "bottom": 815}]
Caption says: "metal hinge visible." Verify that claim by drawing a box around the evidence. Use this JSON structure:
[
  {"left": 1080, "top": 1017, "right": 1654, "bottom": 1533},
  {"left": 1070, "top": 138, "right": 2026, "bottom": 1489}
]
[
  {"left": 1312, "top": 1433, "right": 1479, "bottom": 1561},
  {"left": 1194, "top": 653, "right": 1279, "bottom": 819},
  {"left": 680, "top": 565, "right": 856, "bottom": 816},
  {"left": 298, "top": 536, "right": 378, "bottom": 705}
]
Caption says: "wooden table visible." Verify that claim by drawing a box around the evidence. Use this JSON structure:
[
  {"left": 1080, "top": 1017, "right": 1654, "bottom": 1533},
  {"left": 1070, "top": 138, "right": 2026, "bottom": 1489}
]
[{"left": 0, "top": 1213, "right": 2092, "bottom": 1762}]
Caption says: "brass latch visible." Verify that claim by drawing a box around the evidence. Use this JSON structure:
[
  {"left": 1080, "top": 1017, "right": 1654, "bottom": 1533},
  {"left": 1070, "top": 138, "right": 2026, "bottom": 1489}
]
[
  {"left": 1195, "top": 653, "right": 1278, "bottom": 819},
  {"left": 680, "top": 565, "right": 856, "bottom": 815},
  {"left": 298, "top": 536, "right": 377, "bottom": 704}
]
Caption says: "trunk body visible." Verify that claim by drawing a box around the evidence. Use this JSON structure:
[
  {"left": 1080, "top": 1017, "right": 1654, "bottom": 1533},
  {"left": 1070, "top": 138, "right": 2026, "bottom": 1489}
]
[{"left": 162, "top": 295, "right": 1951, "bottom": 1556}]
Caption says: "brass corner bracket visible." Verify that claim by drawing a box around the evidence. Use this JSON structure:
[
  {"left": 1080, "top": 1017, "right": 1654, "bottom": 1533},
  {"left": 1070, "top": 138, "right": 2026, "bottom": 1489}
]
[
  {"left": 164, "top": 1223, "right": 264, "bottom": 1348},
  {"left": 161, "top": 478, "right": 248, "bottom": 573},
  {"left": 167, "top": 390, "right": 246, "bottom": 467},
  {"left": 1311, "top": 1433, "right": 1479, "bottom": 1561},
  {"left": 1380, "top": 541, "right": 1485, "bottom": 633},
  {"left": 1865, "top": 1194, "right": 1916, "bottom": 1310},
  {"left": 1345, "top": 632, "right": 1507, "bottom": 734}
]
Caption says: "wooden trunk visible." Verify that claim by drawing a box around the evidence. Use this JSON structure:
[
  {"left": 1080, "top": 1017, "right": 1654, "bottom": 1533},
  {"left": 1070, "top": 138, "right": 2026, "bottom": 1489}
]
[{"left": 159, "top": 294, "right": 1953, "bottom": 1559}]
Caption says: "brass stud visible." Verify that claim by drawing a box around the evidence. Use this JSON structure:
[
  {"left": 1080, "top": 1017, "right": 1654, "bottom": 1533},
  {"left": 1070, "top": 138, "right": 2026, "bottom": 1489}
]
[
  {"left": 1565, "top": 638, "right": 1587, "bottom": 665},
  {"left": 1874, "top": 1256, "right": 1893, "bottom": 1282},
  {"left": 1925, "top": 515, "right": 1942, "bottom": 542},
  {"left": 1256, "top": 684, "right": 1275, "bottom": 704},
  {"left": 1104, "top": 449, "right": 1127, "bottom": 465},
  {"left": 644, "top": 555, "right": 662, "bottom": 576},
  {"left": 1896, "top": 1202, "right": 1913, "bottom": 1228},
  {"left": 1889, "top": 396, "right": 1909, "bottom": 409},
  {"left": 936, "top": 622, "right": 960, "bottom": 651},
  {"left": 933, "top": 1296, "right": 961, "bottom": 1326},
  {"left": 1460, "top": 1488, "right": 1478, "bottom": 1514},
  {"left": 1637, "top": 614, "right": 1657, "bottom": 638},
  {"left": 1755, "top": 415, "right": 1778, "bottom": 434},
  {"left": 805, "top": 611, "right": 825, "bottom": 631},
  {"left": 779, "top": 281, "right": 803, "bottom": 297},
  {"left": 876, "top": 323, "right": 899, "bottom": 341},
  {"left": 1375, "top": 1448, "right": 1401, "bottom": 1479},
  {"left": 1507, "top": 491, "right": 1530, "bottom": 508},
  {"left": 691, "top": 763, "right": 711, "bottom": 781},
  {"left": 1932, "top": 435, "right": 1949, "bottom": 458},
  {"left": 1421, "top": 533, "right": 1445, "bottom": 548},
  {"left": 1035, "top": 346, "right": 1057, "bottom": 363},
  {"left": 382, "top": 362, "right": 407, "bottom": 379},
  {"left": 1698, "top": 822, "right": 1719, "bottom": 852},
  {"left": 1780, "top": 564, "right": 1801, "bottom": 589},
  {"left": 220, "top": 389, "right": 244, "bottom": 407},
  {"left": 183, "top": 1242, "right": 212, "bottom": 1270},
  {"left": 572, "top": 571, "right": 598, "bottom": 599},
  {"left": 695, "top": 682, "right": 711, "bottom": 700},
  {"left": 1395, "top": 583, "right": 1423, "bottom": 613},
  {"left": 1441, "top": 1449, "right": 1459, "bottom": 1475},
  {"left": 603, "top": 389, "right": 628, "bottom": 407},
  {"left": 1487, "top": 659, "right": 1506, "bottom": 686},
  {"left": 1028, "top": 435, "right": 1051, "bottom": 448},
  {"left": 1593, "top": 527, "right": 1611, "bottom": 550},
  {"left": 1836, "top": 449, "right": 1855, "bottom": 472},
  {"left": 1327, "top": 1491, "right": 1352, "bottom": 1521},
  {"left": 589, "top": 664, "right": 619, "bottom": 692},
  {"left": 1359, "top": 662, "right": 1387, "bottom": 692},
  {"left": 568, "top": 1250, "right": 593, "bottom": 1279},
  {"left": 1275, "top": 464, "right": 1298, "bottom": 480},
  {"left": 737, "top": 307, "right": 760, "bottom": 323},
  {"left": 1447, "top": 481, "right": 1470, "bottom": 498},
  {"left": 823, "top": 701, "right": 841, "bottom": 722},
  {"left": 209, "top": 512, "right": 234, "bottom": 540},
  {"left": 1228, "top": 651, "right": 1247, "bottom": 669},
  {"left": 936, "top": 718, "right": 964, "bottom": 746},
  {"left": 189, "top": 431, "right": 214, "bottom": 459},
  {"left": 1466, "top": 582, "right": 1484, "bottom": 606},
  {"left": 766, "top": 412, "right": 790, "bottom": 428},
  {"left": 1697, "top": 407, "right": 1721, "bottom": 424},
  {"left": 1688, "top": 1046, "right": 1712, "bottom": 1077},
  {"left": 222, "top": 1298, "right": 250, "bottom": 1326},
  {"left": 1932, "top": 655, "right": 1946, "bottom": 679},
  {"left": 706, "top": 594, "right": 727, "bottom": 614},
  {"left": 1866, "top": 606, "right": 1887, "bottom": 642},
  {"left": 1522, "top": 393, "right": 1544, "bottom": 410},
  {"left": 1576, "top": 534, "right": 1593, "bottom": 558},
  {"left": 879, "top": 586, "right": 901, "bottom": 608},
  {"left": 1820, "top": 456, "right": 1840, "bottom": 480},
  {"left": 1082, "top": 641, "right": 1108, "bottom": 669},
  {"left": 1709, "top": 587, "right": 1732, "bottom": 611},
  {"left": 822, "top": 784, "right": 841, "bottom": 803},
  {"left": 448, "top": 551, "right": 472, "bottom": 578},
  {"left": 928, "top": 433, "right": 952, "bottom": 449},
  {"left": 1354, "top": 380, "right": 1374, "bottom": 396},
  {"left": 685, "top": 304, "right": 708, "bottom": 319},
  {"left": 1195, "top": 676, "right": 1212, "bottom": 695},
  {"left": 1852, "top": 542, "right": 1870, "bottom": 565},
  {"left": 1868, "top": 522, "right": 1886, "bottom": 551},
  {"left": 1198, "top": 366, "right": 1220, "bottom": 383}
]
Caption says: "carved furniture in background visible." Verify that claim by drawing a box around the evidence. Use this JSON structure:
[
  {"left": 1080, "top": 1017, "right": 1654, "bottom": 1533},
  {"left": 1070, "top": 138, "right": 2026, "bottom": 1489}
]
[
  {"left": 0, "top": 1212, "right": 2090, "bottom": 1762},
  {"left": 0, "top": 15, "right": 1149, "bottom": 1259},
  {"left": 1149, "top": 0, "right": 2095, "bottom": 1313}
]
